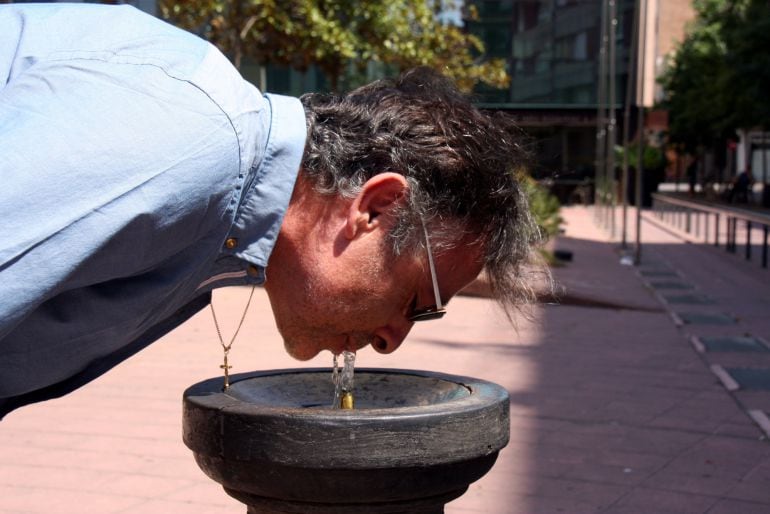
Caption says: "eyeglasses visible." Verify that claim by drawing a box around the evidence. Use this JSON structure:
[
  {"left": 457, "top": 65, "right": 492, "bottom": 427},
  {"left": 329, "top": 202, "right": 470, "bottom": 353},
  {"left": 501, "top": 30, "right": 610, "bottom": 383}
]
[{"left": 407, "top": 221, "right": 447, "bottom": 322}]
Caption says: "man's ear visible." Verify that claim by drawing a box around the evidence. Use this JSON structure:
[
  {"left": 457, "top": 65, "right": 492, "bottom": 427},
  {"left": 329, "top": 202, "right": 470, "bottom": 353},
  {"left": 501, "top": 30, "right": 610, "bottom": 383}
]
[{"left": 344, "top": 173, "right": 408, "bottom": 239}]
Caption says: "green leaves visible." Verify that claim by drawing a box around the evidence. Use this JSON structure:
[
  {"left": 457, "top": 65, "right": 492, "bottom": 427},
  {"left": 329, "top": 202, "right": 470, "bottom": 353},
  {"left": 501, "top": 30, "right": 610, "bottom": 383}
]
[
  {"left": 658, "top": 0, "right": 770, "bottom": 150},
  {"left": 615, "top": 144, "right": 667, "bottom": 171},
  {"left": 159, "top": 0, "right": 508, "bottom": 92},
  {"left": 519, "top": 175, "right": 562, "bottom": 240},
  {"left": 722, "top": 0, "right": 770, "bottom": 131}
]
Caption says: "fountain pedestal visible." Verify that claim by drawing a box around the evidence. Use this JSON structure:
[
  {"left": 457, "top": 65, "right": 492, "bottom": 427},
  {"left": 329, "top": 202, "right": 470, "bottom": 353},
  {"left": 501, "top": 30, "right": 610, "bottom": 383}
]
[{"left": 183, "top": 368, "right": 509, "bottom": 513}]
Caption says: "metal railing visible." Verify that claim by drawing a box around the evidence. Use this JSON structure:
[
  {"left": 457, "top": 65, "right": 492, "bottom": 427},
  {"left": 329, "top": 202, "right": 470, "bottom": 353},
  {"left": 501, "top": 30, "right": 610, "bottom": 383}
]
[{"left": 651, "top": 193, "right": 770, "bottom": 269}]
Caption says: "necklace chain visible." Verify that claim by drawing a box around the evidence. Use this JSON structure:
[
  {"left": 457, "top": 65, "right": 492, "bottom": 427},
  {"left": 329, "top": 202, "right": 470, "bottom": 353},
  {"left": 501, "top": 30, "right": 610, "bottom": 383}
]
[{"left": 210, "top": 284, "right": 257, "bottom": 389}]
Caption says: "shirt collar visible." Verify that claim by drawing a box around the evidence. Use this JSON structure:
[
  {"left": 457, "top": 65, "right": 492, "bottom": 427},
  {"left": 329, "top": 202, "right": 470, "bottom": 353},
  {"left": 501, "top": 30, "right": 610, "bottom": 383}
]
[{"left": 229, "top": 93, "right": 306, "bottom": 268}]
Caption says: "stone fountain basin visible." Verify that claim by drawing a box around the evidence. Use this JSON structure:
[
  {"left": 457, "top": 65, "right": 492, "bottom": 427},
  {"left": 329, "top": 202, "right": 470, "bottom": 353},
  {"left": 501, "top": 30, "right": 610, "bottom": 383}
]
[{"left": 183, "top": 368, "right": 510, "bottom": 508}]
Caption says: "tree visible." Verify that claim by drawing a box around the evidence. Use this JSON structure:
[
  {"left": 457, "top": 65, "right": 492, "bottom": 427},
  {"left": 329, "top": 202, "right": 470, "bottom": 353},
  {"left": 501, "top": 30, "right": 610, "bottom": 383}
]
[
  {"left": 658, "top": 0, "right": 770, "bottom": 149},
  {"left": 721, "top": 0, "right": 770, "bottom": 133},
  {"left": 159, "top": 0, "right": 508, "bottom": 92},
  {"left": 657, "top": 0, "right": 732, "bottom": 153}
]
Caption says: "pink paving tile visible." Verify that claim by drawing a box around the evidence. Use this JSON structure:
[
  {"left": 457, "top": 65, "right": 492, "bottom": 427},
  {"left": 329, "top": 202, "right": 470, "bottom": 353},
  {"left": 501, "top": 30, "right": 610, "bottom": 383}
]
[
  {"left": 559, "top": 461, "right": 652, "bottom": 486},
  {"left": 657, "top": 435, "right": 770, "bottom": 480},
  {"left": 163, "top": 481, "right": 244, "bottom": 509},
  {"left": 9, "top": 448, "right": 150, "bottom": 475},
  {"left": 525, "top": 495, "right": 620, "bottom": 514},
  {"left": 0, "top": 464, "right": 121, "bottom": 492},
  {"left": 527, "top": 475, "right": 629, "bottom": 506},
  {"left": 0, "top": 485, "right": 145, "bottom": 514},
  {"left": 641, "top": 471, "right": 738, "bottom": 497},
  {"left": 723, "top": 461, "right": 770, "bottom": 504},
  {"left": 726, "top": 482, "right": 770, "bottom": 504},
  {"left": 734, "top": 391, "right": 770, "bottom": 413},
  {"left": 76, "top": 435, "right": 189, "bottom": 460},
  {"left": 608, "top": 487, "right": 718, "bottom": 514},
  {"left": 96, "top": 473, "right": 199, "bottom": 499},
  {"left": 706, "top": 498, "right": 770, "bottom": 514},
  {"left": 647, "top": 396, "right": 756, "bottom": 434},
  {"left": 448, "top": 482, "right": 534, "bottom": 514},
  {"left": 0, "top": 443, "right": 47, "bottom": 465},
  {"left": 117, "top": 498, "right": 241, "bottom": 514}
]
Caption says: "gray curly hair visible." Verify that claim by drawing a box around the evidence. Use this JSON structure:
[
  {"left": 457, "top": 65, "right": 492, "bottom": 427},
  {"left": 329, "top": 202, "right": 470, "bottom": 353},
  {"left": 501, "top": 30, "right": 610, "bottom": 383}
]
[{"left": 299, "top": 67, "right": 544, "bottom": 318}]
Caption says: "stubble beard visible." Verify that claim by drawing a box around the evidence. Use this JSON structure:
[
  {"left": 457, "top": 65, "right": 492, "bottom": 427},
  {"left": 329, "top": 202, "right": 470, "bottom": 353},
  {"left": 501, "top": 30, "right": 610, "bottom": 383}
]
[{"left": 281, "top": 245, "right": 395, "bottom": 360}]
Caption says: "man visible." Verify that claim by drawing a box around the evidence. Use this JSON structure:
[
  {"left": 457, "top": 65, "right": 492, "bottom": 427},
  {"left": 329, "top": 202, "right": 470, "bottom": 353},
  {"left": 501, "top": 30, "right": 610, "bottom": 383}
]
[{"left": 0, "top": 3, "right": 541, "bottom": 418}]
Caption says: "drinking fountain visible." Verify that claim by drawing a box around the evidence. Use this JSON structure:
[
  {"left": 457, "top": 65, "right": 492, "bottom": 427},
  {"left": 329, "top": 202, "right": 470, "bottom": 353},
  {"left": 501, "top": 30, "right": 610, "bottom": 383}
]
[{"left": 183, "top": 368, "right": 509, "bottom": 513}]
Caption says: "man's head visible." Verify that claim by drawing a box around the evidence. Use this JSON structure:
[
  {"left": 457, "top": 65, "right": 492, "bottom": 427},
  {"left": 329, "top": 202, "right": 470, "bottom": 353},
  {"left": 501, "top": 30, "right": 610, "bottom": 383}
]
[{"left": 264, "top": 67, "right": 542, "bottom": 360}]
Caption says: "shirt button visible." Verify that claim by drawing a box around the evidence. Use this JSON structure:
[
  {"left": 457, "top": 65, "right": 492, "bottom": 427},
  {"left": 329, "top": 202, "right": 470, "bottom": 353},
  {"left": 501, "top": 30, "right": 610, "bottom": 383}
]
[
  {"left": 247, "top": 265, "right": 259, "bottom": 278},
  {"left": 225, "top": 238, "right": 238, "bottom": 250}
]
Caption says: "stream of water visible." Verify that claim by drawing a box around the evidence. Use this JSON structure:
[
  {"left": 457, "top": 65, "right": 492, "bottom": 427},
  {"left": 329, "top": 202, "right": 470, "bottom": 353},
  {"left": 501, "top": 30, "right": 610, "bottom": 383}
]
[{"left": 331, "top": 350, "right": 356, "bottom": 409}]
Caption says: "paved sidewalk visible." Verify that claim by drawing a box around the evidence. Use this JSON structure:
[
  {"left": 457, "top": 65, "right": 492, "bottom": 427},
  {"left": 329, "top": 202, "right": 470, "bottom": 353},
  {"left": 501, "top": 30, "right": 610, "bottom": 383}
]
[{"left": 1, "top": 205, "right": 769, "bottom": 513}]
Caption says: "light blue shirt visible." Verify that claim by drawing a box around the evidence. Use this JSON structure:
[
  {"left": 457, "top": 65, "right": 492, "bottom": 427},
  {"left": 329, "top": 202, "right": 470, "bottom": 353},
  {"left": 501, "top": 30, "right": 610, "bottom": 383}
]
[{"left": 0, "top": 4, "right": 306, "bottom": 415}]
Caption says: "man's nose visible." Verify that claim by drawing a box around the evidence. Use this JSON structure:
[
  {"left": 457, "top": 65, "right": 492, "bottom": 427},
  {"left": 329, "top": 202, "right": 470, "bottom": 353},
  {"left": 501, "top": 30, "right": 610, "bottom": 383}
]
[{"left": 371, "top": 320, "right": 413, "bottom": 354}]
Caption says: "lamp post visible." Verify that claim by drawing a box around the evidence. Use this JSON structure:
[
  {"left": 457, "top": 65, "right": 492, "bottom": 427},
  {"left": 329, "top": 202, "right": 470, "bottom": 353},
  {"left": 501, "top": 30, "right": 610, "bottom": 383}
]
[
  {"left": 606, "top": 0, "right": 618, "bottom": 239},
  {"left": 595, "top": 0, "right": 609, "bottom": 226},
  {"left": 620, "top": 0, "right": 641, "bottom": 250},
  {"left": 634, "top": 0, "right": 648, "bottom": 265}
]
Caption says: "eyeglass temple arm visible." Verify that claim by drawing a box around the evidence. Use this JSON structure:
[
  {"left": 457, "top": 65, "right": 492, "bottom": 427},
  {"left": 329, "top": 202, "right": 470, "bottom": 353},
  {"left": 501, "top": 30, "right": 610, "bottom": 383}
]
[{"left": 420, "top": 221, "right": 443, "bottom": 311}]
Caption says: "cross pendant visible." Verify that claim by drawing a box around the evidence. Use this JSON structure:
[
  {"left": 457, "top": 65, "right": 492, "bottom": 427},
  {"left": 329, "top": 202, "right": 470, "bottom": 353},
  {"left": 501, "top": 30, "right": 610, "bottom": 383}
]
[{"left": 220, "top": 351, "right": 232, "bottom": 390}]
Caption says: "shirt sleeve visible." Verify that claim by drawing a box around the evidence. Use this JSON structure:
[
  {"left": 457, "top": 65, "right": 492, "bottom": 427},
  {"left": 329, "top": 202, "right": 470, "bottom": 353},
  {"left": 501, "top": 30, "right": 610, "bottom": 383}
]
[{"left": 0, "top": 24, "right": 241, "bottom": 341}]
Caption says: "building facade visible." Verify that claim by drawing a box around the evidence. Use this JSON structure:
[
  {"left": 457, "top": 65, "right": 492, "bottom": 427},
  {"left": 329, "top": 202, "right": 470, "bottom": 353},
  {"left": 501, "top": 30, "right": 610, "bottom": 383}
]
[
  {"left": 466, "top": 0, "right": 634, "bottom": 191},
  {"left": 468, "top": 0, "right": 696, "bottom": 201}
]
